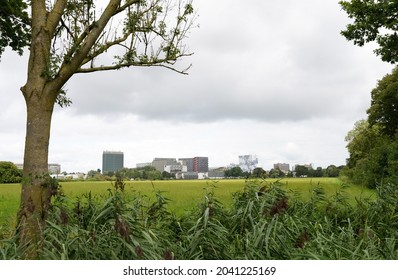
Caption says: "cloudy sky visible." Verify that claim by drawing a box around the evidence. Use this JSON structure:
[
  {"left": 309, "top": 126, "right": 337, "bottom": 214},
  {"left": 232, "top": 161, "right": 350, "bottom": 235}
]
[{"left": 0, "top": 0, "right": 395, "bottom": 173}]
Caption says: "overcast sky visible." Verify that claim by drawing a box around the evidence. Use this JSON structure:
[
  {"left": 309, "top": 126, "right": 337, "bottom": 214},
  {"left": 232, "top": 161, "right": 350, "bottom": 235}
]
[{"left": 0, "top": 0, "right": 395, "bottom": 173}]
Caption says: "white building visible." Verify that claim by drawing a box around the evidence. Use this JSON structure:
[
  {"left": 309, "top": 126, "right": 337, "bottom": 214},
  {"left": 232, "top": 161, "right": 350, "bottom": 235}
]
[
  {"left": 15, "top": 163, "right": 61, "bottom": 174},
  {"left": 238, "top": 155, "right": 258, "bottom": 172}
]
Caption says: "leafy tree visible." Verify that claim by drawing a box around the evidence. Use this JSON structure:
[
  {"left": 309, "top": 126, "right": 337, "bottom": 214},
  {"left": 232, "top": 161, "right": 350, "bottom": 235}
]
[
  {"left": 104, "top": 171, "right": 115, "bottom": 177},
  {"left": 14, "top": 0, "right": 195, "bottom": 256},
  {"left": 87, "top": 169, "right": 104, "bottom": 180},
  {"left": 146, "top": 170, "right": 162, "bottom": 180},
  {"left": 339, "top": 1, "right": 398, "bottom": 187},
  {"left": 0, "top": 161, "right": 23, "bottom": 183},
  {"left": 367, "top": 67, "right": 398, "bottom": 138},
  {"left": 343, "top": 119, "right": 398, "bottom": 187},
  {"left": 252, "top": 167, "right": 266, "bottom": 178},
  {"left": 325, "top": 165, "right": 340, "bottom": 178},
  {"left": 340, "top": 0, "right": 398, "bottom": 63},
  {"left": 345, "top": 120, "right": 380, "bottom": 168},
  {"left": 268, "top": 168, "right": 285, "bottom": 178},
  {"left": 352, "top": 138, "right": 398, "bottom": 188},
  {"left": 162, "top": 171, "right": 171, "bottom": 179},
  {"left": 310, "top": 167, "right": 324, "bottom": 178},
  {"left": 294, "top": 165, "right": 309, "bottom": 177},
  {"left": 0, "top": 0, "right": 30, "bottom": 58},
  {"left": 224, "top": 166, "right": 244, "bottom": 178}
]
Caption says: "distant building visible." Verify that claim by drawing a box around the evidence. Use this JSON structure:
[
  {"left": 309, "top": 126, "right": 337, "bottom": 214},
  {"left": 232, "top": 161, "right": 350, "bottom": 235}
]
[
  {"left": 273, "top": 163, "right": 290, "bottom": 174},
  {"left": 51, "top": 172, "right": 86, "bottom": 180},
  {"left": 239, "top": 155, "right": 258, "bottom": 172},
  {"left": 102, "top": 151, "right": 124, "bottom": 174},
  {"left": 208, "top": 167, "right": 227, "bottom": 179},
  {"left": 150, "top": 156, "right": 209, "bottom": 179},
  {"left": 179, "top": 158, "right": 194, "bottom": 172},
  {"left": 193, "top": 157, "right": 209, "bottom": 173},
  {"left": 182, "top": 172, "right": 199, "bottom": 180},
  {"left": 48, "top": 164, "right": 61, "bottom": 174},
  {"left": 15, "top": 163, "right": 61, "bottom": 174},
  {"left": 152, "top": 158, "right": 178, "bottom": 172}
]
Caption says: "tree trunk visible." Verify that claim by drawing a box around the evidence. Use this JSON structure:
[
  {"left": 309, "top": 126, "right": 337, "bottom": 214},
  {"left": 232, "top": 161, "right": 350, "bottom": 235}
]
[{"left": 17, "top": 86, "right": 57, "bottom": 258}]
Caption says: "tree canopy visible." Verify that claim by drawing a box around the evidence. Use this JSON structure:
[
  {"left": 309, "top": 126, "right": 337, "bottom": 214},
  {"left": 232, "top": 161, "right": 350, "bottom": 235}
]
[
  {"left": 367, "top": 67, "right": 398, "bottom": 138},
  {"left": 0, "top": 0, "right": 30, "bottom": 58},
  {"left": 343, "top": 72, "right": 398, "bottom": 188},
  {"left": 340, "top": 1, "right": 398, "bottom": 188},
  {"left": 340, "top": 0, "right": 398, "bottom": 63}
]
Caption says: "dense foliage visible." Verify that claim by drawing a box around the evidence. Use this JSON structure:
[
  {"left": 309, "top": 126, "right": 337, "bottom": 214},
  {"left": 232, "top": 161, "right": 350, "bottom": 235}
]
[
  {"left": 367, "top": 67, "right": 398, "bottom": 138},
  {"left": 2, "top": 180, "right": 398, "bottom": 259},
  {"left": 343, "top": 67, "right": 398, "bottom": 188},
  {"left": 86, "top": 167, "right": 171, "bottom": 181},
  {"left": 0, "top": 0, "right": 30, "bottom": 58},
  {"left": 340, "top": 0, "right": 398, "bottom": 63},
  {"left": 226, "top": 165, "right": 343, "bottom": 179},
  {"left": 0, "top": 162, "right": 22, "bottom": 183}
]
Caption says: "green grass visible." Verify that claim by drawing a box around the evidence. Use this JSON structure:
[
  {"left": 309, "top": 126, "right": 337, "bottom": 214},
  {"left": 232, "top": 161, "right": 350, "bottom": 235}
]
[
  {"left": 0, "top": 183, "right": 20, "bottom": 234},
  {"left": 0, "top": 178, "right": 374, "bottom": 232}
]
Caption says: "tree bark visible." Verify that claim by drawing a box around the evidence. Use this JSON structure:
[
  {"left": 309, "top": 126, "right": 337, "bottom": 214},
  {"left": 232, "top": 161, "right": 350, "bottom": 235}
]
[
  {"left": 17, "top": 87, "right": 57, "bottom": 258},
  {"left": 16, "top": 1, "right": 60, "bottom": 258}
]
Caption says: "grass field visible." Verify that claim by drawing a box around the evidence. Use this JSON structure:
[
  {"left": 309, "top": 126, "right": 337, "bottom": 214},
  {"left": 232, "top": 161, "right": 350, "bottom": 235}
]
[{"left": 0, "top": 177, "right": 375, "bottom": 231}]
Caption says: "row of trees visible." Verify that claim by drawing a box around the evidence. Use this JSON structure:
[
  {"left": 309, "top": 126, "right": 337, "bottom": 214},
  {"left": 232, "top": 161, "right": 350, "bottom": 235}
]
[
  {"left": 87, "top": 166, "right": 173, "bottom": 181},
  {"left": 342, "top": 68, "right": 398, "bottom": 188},
  {"left": 339, "top": 0, "right": 398, "bottom": 188},
  {"left": 84, "top": 164, "right": 344, "bottom": 181},
  {"left": 224, "top": 165, "right": 344, "bottom": 179}
]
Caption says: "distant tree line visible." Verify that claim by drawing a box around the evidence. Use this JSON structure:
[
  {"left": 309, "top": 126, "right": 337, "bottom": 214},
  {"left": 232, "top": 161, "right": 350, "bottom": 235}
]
[
  {"left": 87, "top": 166, "right": 173, "bottom": 181},
  {"left": 0, "top": 162, "right": 343, "bottom": 183},
  {"left": 224, "top": 165, "right": 344, "bottom": 179}
]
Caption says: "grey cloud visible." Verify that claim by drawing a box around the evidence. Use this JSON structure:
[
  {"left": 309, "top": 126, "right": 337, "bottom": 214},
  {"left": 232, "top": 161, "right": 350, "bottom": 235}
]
[{"left": 59, "top": 0, "right": 392, "bottom": 125}]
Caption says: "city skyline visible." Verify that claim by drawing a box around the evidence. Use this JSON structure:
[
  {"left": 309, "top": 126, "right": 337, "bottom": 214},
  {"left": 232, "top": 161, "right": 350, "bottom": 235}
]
[
  {"left": 93, "top": 153, "right": 324, "bottom": 174},
  {"left": 8, "top": 150, "right": 344, "bottom": 174}
]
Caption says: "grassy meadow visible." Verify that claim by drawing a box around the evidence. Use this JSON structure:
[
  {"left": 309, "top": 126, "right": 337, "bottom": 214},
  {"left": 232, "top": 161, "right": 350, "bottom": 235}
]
[{"left": 0, "top": 177, "right": 374, "bottom": 230}]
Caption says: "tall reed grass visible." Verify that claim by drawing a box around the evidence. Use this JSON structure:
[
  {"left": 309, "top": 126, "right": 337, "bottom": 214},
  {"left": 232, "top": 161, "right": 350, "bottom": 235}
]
[{"left": 1, "top": 180, "right": 397, "bottom": 259}]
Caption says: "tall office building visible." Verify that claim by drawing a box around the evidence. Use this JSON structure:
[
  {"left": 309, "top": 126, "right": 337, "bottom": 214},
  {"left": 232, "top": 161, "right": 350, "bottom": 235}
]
[
  {"left": 102, "top": 151, "right": 124, "bottom": 174},
  {"left": 193, "top": 157, "right": 209, "bottom": 173}
]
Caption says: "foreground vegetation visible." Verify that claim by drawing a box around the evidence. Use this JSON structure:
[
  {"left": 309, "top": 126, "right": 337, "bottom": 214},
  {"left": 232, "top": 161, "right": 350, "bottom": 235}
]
[{"left": 1, "top": 178, "right": 397, "bottom": 260}]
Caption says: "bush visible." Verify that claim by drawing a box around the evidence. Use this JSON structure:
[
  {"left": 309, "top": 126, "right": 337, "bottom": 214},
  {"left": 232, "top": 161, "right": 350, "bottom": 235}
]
[{"left": 0, "top": 162, "right": 22, "bottom": 183}]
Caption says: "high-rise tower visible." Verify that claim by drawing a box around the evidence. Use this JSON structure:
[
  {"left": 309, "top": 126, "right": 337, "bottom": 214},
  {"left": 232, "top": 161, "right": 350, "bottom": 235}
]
[{"left": 102, "top": 151, "right": 124, "bottom": 174}]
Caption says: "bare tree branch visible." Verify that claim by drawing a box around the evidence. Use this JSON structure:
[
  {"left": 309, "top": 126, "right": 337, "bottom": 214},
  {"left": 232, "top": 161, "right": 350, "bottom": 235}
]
[
  {"left": 114, "top": 0, "right": 143, "bottom": 15},
  {"left": 47, "top": 0, "right": 196, "bottom": 93},
  {"left": 46, "top": 0, "right": 68, "bottom": 36},
  {"left": 76, "top": 62, "right": 192, "bottom": 75}
]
